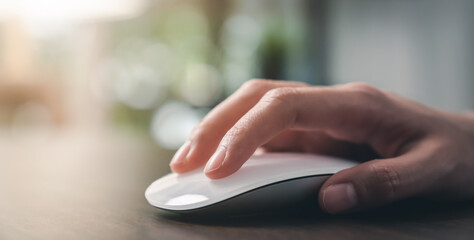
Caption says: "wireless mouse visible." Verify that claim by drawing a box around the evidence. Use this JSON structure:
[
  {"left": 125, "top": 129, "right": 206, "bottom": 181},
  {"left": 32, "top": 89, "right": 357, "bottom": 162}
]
[{"left": 145, "top": 153, "right": 358, "bottom": 216}]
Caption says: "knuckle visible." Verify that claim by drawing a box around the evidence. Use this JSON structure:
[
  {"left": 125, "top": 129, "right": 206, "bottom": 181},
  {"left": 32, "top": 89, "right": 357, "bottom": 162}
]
[
  {"left": 241, "top": 79, "right": 273, "bottom": 92},
  {"left": 260, "top": 88, "right": 299, "bottom": 126},
  {"left": 261, "top": 87, "right": 298, "bottom": 105},
  {"left": 346, "top": 84, "right": 390, "bottom": 114},
  {"left": 345, "top": 82, "right": 385, "bottom": 100},
  {"left": 345, "top": 82, "right": 376, "bottom": 91},
  {"left": 367, "top": 162, "right": 401, "bottom": 202}
]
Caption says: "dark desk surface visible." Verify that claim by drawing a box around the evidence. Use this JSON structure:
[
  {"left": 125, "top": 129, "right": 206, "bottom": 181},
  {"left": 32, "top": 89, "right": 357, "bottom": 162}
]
[{"left": 1, "top": 130, "right": 474, "bottom": 240}]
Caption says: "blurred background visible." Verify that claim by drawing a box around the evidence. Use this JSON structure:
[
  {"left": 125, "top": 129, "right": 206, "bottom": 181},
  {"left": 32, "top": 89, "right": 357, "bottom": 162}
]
[
  {"left": 0, "top": 0, "right": 473, "bottom": 159},
  {"left": 1, "top": 2, "right": 474, "bottom": 238}
]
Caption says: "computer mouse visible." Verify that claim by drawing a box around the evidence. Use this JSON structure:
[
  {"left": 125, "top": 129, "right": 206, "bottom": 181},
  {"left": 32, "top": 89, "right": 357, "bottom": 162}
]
[{"left": 145, "top": 153, "right": 358, "bottom": 216}]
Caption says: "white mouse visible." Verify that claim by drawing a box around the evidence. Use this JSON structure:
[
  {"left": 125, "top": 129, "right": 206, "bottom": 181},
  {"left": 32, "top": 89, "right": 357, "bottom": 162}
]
[{"left": 145, "top": 153, "right": 358, "bottom": 215}]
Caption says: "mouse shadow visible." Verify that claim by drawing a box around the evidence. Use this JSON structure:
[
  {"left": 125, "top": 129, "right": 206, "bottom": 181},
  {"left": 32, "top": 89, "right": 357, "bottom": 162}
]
[
  {"left": 152, "top": 198, "right": 474, "bottom": 228},
  {"left": 154, "top": 202, "right": 326, "bottom": 227}
]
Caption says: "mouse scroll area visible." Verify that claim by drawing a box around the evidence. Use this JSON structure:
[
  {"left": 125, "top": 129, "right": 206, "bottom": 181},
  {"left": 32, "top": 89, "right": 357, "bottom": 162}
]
[{"left": 145, "top": 153, "right": 358, "bottom": 216}]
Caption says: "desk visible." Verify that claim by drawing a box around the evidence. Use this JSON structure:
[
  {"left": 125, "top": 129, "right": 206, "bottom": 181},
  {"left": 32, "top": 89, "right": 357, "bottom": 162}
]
[{"left": 1, "top": 130, "right": 474, "bottom": 240}]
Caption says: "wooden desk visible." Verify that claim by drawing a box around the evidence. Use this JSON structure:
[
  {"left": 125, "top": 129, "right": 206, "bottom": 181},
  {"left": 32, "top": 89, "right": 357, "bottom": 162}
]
[{"left": 1, "top": 130, "right": 474, "bottom": 240}]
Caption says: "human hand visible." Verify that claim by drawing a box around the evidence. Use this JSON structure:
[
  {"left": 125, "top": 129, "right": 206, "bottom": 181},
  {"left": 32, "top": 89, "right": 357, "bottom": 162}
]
[{"left": 169, "top": 79, "right": 474, "bottom": 214}]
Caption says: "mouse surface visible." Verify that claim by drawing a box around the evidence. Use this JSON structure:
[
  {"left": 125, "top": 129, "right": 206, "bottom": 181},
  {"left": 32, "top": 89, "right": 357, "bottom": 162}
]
[{"left": 145, "top": 153, "right": 358, "bottom": 215}]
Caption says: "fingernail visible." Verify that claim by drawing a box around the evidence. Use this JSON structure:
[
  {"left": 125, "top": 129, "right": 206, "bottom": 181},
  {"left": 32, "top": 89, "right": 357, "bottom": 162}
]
[
  {"left": 322, "top": 183, "right": 358, "bottom": 213},
  {"left": 204, "top": 147, "right": 227, "bottom": 173},
  {"left": 170, "top": 141, "right": 191, "bottom": 166}
]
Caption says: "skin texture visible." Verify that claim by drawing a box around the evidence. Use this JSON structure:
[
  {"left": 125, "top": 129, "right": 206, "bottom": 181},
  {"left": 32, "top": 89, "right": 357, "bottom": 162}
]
[{"left": 170, "top": 79, "right": 474, "bottom": 214}]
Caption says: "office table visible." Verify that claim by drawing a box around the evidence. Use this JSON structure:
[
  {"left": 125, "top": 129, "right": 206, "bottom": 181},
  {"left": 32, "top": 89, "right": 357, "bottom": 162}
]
[{"left": 1, "top": 130, "right": 474, "bottom": 240}]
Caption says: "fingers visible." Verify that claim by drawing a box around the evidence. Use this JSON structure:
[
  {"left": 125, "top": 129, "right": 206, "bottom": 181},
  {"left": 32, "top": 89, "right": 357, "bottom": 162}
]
[
  {"left": 204, "top": 85, "right": 395, "bottom": 179},
  {"left": 203, "top": 88, "right": 300, "bottom": 178},
  {"left": 319, "top": 138, "right": 445, "bottom": 214},
  {"left": 170, "top": 79, "right": 308, "bottom": 173}
]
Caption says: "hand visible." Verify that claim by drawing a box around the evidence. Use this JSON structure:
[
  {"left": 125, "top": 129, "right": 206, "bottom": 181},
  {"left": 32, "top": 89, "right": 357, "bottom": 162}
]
[{"left": 169, "top": 79, "right": 474, "bottom": 214}]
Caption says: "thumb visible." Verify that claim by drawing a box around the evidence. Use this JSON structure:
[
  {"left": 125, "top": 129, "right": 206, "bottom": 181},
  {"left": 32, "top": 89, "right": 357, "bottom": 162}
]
[{"left": 318, "top": 152, "right": 431, "bottom": 214}]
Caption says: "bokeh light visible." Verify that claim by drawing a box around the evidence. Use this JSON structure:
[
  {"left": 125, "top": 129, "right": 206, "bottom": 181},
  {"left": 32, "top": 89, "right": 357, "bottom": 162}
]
[
  {"left": 220, "top": 14, "right": 263, "bottom": 93},
  {"left": 0, "top": 0, "right": 146, "bottom": 37},
  {"left": 113, "top": 62, "right": 167, "bottom": 110},
  {"left": 179, "top": 63, "right": 222, "bottom": 107},
  {"left": 2, "top": 0, "right": 469, "bottom": 153},
  {"left": 150, "top": 101, "right": 204, "bottom": 150}
]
